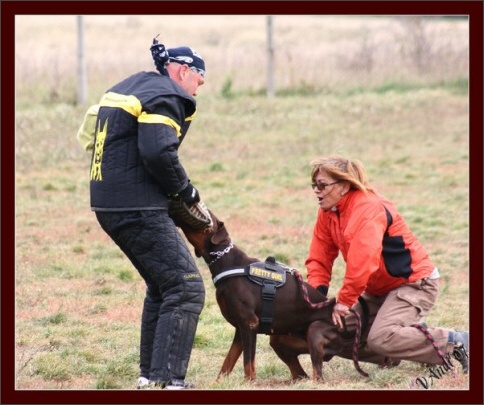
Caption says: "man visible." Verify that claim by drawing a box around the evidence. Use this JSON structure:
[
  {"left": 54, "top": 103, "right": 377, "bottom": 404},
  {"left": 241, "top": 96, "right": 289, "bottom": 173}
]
[{"left": 77, "top": 37, "right": 207, "bottom": 389}]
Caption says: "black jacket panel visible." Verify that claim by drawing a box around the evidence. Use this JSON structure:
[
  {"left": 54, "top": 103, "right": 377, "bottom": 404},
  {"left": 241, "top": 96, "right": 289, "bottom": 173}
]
[{"left": 89, "top": 71, "right": 196, "bottom": 211}]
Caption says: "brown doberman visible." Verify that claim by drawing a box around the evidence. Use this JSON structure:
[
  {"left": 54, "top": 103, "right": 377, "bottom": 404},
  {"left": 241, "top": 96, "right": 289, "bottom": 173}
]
[{"left": 172, "top": 209, "right": 395, "bottom": 381}]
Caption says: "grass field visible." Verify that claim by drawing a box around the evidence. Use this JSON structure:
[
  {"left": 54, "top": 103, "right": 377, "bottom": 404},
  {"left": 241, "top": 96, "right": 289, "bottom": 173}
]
[{"left": 13, "top": 15, "right": 471, "bottom": 395}]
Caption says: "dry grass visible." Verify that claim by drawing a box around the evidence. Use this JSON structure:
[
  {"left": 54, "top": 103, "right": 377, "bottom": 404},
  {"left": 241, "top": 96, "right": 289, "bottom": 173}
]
[{"left": 15, "top": 15, "right": 468, "bottom": 102}]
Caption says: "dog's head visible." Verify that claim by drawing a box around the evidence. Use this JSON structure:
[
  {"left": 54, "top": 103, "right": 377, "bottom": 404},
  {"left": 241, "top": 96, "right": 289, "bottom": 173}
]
[{"left": 176, "top": 209, "right": 232, "bottom": 263}]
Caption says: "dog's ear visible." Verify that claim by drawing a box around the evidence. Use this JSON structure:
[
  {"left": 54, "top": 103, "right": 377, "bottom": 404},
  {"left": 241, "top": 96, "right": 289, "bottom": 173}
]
[
  {"left": 194, "top": 248, "right": 202, "bottom": 258},
  {"left": 211, "top": 222, "right": 230, "bottom": 245}
]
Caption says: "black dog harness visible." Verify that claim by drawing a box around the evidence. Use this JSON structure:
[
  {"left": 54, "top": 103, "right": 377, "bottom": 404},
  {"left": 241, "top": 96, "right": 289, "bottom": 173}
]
[{"left": 212, "top": 256, "right": 292, "bottom": 334}]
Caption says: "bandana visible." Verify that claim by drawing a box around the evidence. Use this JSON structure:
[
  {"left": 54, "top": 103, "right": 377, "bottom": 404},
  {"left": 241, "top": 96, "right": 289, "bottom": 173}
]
[
  {"left": 150, "top": 37, "right": 206, "bottom": 78},
  {"left": 168, "top": 46, "right": 206, "bottom": 77}
]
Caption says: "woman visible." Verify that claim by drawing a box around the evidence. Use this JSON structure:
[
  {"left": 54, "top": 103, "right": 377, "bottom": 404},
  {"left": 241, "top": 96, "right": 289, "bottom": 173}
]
[{"left": 305, "top": 155, "right": 469, "bottom": 373}]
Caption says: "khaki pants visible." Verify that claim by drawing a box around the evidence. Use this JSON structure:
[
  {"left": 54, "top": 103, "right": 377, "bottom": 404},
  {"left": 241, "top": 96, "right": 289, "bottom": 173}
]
[{"left": 344, "top": 279, "right": 453, "bottom": 365}]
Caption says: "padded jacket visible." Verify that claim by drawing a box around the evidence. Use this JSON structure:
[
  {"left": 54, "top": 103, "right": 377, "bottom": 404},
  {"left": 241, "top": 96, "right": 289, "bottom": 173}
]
[
  {"left": 77, "top": 71, "right": 197, "bottom": 211},
  {"left": 306, "top": 189, "right": 436, "bottom": 307}
]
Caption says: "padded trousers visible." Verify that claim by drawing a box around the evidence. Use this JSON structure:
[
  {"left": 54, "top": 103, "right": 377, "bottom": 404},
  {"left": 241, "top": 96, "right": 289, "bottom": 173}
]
[{"left": 95, "top": 210, "right": 205, "bottom": 382}]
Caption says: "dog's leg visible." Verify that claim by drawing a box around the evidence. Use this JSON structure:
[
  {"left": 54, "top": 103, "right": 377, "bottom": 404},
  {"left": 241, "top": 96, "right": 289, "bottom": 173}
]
[
  {"left": 270, "top": 334, "right": 309, "bottom": 380},
  {"left": 218, "top": 327, "right": 244, "bottom": 379},
  {"left": 240, "top": 328, "right": 257, "bottom": 380},
  {"left": 307, "top": 321, "right": 326, "bottom": 381}
]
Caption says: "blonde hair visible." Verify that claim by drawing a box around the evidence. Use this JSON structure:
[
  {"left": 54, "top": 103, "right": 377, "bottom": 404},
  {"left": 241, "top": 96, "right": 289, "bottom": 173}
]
[{"left": 310, "top": 155, "right": 375, "bottom": 193}]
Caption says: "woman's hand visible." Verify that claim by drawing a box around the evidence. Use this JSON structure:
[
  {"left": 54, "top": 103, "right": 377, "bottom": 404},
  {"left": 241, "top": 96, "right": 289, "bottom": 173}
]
[{"left": 332, "top": 302, "right": 350, "bottom": 329}]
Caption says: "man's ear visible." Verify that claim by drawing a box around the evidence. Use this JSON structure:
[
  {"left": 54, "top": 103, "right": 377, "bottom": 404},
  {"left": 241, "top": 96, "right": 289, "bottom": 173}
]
[{"left": 180, "top": 64, "right": 189, "bottom": 80}]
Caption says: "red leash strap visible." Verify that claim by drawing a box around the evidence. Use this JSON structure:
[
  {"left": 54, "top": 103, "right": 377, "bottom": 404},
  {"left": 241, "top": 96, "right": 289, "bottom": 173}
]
[
  {"left": 293, "top": 270, "right": 332, "bottom": 309},
  {"left": 411, "top": 323, "right": 455, "bottom": 373},
  {"left": 349, "top": 308, "right": 369, "bottom": 377}
]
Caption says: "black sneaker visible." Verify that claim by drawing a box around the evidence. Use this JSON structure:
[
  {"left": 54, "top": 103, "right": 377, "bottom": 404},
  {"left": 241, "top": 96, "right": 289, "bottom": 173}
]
[
  {"left": 165, "top": 379, "right": 195, "bottom": 390},
  {"left": 452, "top": 331, "right": 469, "bottom": 374}
]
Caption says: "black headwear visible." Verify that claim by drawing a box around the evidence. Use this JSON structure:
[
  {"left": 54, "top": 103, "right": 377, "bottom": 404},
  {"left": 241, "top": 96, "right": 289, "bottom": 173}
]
[
  {"left": 150, "top": 35, "right": 170, "bottom": 76},
  {"left": 150, "top": 35, "right": 206, "bottom": 77},
  {"left": 167, "top": 46, "right": 205, "bottom": 77}
]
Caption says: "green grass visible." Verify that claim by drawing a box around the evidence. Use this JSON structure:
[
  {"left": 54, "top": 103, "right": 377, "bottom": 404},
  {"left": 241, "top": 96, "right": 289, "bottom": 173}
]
[
  {"left": 14, "top": 15, "right": 469, "bottom": 392},
  {"left": 15, "top": 86, "right": 469, "bottom": 391}
]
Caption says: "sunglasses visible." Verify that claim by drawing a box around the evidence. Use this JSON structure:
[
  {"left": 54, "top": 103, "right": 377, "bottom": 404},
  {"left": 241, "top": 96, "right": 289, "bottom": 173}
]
[
  {"left": 311, "top": 180, "right": 341, "bottom": 191},
  {"left": 189, "top": 66, "right": 205, "bottom": 78}
]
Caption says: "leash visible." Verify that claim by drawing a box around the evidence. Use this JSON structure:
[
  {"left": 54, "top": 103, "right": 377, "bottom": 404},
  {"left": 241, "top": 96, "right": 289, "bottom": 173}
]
[
  {"left": 292, "top": 269, "right": 333, "bottom": 309},
  {"left": 292, "top": 269, "right": 368, "bottom": 377},
  {"left": 411, "top": 323, "right": 456, "bottom": 375},
  {"left": 349, "top": 308, "right": 369, "bottom": 377}
]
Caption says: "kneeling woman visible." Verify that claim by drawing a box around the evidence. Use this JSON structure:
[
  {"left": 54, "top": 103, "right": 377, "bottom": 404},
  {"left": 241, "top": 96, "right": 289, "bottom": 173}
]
[{"left": 305, "top": 155, "right": 469, "bottom": 373}]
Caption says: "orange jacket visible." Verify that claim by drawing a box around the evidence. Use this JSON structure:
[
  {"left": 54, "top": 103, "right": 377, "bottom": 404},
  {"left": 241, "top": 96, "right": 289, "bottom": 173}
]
[{"left": 306, "top": 189, "right": 436, "bottom": 307}]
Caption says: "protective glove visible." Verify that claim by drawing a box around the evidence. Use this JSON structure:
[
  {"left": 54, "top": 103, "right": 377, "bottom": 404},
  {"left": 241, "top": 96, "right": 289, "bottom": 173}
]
[{"left": 178, "top": 183, "right": 200, "bottom": 205}]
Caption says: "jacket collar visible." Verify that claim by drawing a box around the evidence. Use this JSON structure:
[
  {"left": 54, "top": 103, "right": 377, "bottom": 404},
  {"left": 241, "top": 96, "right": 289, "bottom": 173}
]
[{"left": 333, "top": 189, "right": 353, "bottom": 213}]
